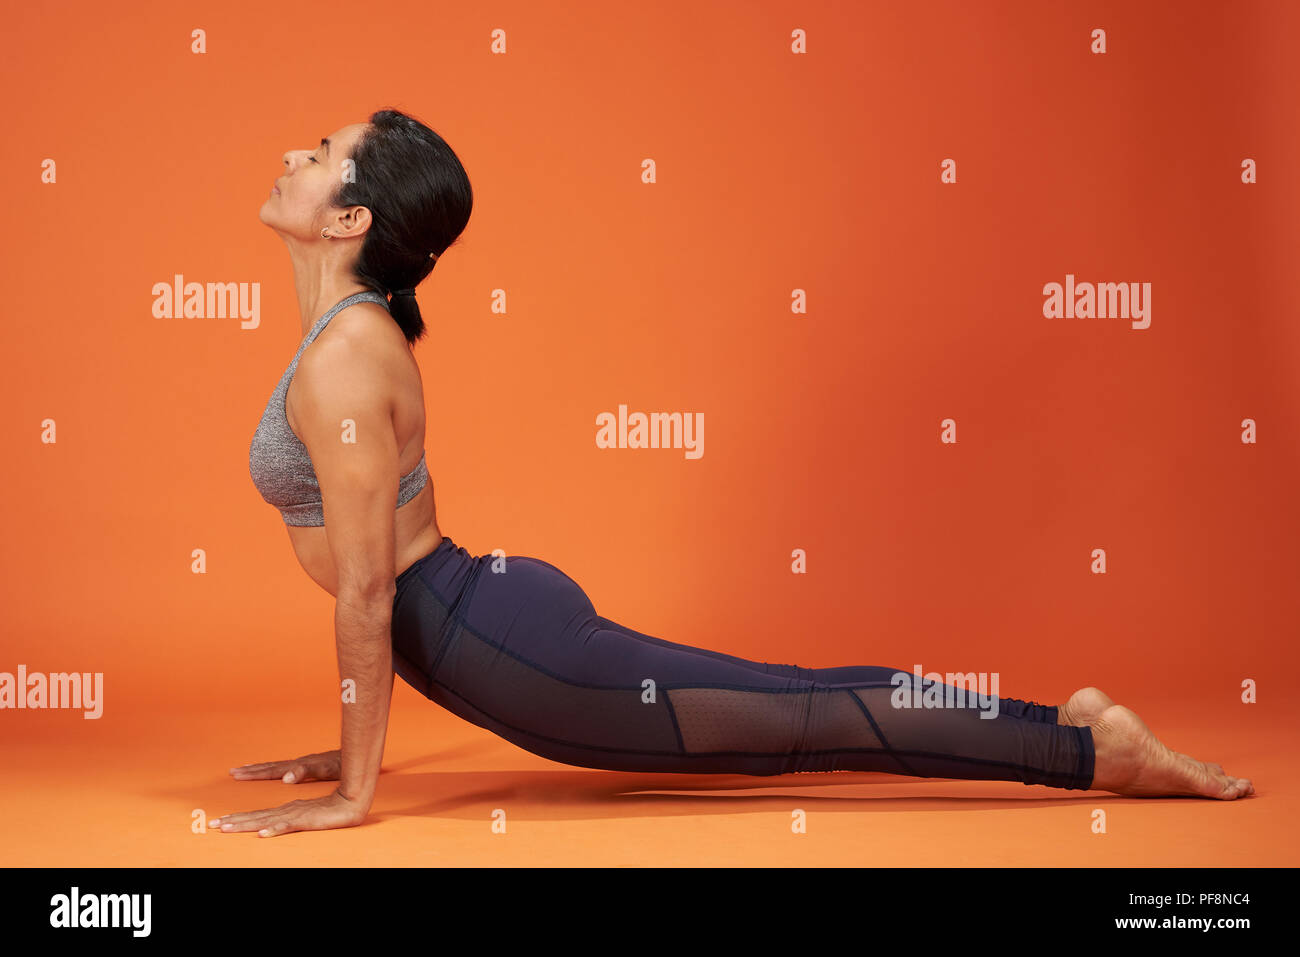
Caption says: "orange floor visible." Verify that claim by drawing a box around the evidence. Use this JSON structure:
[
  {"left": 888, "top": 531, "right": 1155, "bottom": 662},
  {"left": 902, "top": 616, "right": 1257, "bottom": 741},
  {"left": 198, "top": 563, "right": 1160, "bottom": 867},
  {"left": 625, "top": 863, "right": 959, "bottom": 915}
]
[{"left": 1, "top": 687, "right": 1293, "bottom": 867}]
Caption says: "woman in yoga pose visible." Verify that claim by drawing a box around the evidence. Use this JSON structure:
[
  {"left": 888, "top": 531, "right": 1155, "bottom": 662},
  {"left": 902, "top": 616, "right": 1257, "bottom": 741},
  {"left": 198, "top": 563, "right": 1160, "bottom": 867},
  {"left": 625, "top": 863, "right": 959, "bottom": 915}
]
[{"left": 213, "top": 109, "right": 1253, "bottom": 838}]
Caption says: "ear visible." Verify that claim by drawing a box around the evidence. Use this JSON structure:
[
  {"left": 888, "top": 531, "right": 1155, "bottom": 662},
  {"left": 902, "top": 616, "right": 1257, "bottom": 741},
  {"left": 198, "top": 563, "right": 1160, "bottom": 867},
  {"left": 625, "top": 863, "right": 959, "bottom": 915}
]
[{"left": 328, "top": 205, "right": 374, "bottom": 243}]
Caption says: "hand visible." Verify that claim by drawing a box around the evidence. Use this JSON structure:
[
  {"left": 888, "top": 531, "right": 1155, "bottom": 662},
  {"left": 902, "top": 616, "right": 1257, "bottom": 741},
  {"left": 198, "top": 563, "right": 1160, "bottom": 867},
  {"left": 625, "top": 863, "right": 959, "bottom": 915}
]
[
  {"left": 210, "top": 788, "right": 368, "bottom": 837},
  {"left": 229, "top": 749, "right": 341, "bottom": 784}
]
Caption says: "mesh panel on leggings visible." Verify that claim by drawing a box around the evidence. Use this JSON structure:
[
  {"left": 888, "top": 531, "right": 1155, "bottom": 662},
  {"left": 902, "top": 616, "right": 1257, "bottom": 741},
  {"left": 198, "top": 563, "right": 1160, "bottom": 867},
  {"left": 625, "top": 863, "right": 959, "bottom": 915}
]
[
  {"left": 393, "top": 566, "right": 1092, "bottom": 788},
  {"left": 849, "top": 686, "right": 1089, "bottom": 788},
  {"left": 424, "top": 630, "right": 1090, "bottom": 786},
  {"left": 667, "top": 687, "right": 887, "bottom": 755},
  {"left": 661, "top": 683, "right": 1090, "bottom": 787}
]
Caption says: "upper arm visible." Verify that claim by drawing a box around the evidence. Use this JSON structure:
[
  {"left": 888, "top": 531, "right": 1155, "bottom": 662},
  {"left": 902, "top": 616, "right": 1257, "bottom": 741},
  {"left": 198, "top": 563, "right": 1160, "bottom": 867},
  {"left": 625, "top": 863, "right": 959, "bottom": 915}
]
[{"left": 292, "top": 323, "right": 399, "bottom": 600}]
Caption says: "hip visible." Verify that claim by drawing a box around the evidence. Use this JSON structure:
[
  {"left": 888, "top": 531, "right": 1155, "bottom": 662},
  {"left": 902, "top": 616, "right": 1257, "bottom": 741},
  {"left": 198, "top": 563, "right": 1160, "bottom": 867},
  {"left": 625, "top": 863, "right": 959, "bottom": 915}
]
[{"left": 391, "top": 535, "right": 600, "bottom": 680}]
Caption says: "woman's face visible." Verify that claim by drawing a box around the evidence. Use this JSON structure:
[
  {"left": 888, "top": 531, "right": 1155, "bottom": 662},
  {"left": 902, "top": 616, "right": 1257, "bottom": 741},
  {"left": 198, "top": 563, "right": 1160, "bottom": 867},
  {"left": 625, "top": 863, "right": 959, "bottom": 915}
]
[{"left": 259, "top": 121, "right": 369, "bottom": 241}]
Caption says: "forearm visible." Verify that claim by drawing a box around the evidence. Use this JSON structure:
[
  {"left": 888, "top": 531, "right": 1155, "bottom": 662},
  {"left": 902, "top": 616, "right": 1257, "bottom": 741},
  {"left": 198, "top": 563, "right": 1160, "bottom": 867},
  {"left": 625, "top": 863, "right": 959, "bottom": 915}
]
[{"left": 334, "top": 586, "right": 396, "bottom": 813}]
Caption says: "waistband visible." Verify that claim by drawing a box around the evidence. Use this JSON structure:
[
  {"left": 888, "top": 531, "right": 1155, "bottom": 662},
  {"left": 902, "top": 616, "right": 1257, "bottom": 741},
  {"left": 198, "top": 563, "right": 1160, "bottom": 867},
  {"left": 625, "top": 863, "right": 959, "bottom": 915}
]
[{"left": 394, "top": 533, "right": 484, "bottom": 609}]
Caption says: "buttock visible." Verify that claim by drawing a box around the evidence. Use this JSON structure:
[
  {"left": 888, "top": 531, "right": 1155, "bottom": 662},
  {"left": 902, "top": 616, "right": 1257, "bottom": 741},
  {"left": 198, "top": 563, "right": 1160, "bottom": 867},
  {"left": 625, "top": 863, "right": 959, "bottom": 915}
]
[
  {"left": 456, "top": 554, "right": 600, "bottom": 657},
  {"left": 392, "top": 543, "right": 601, "bottom": 681}
]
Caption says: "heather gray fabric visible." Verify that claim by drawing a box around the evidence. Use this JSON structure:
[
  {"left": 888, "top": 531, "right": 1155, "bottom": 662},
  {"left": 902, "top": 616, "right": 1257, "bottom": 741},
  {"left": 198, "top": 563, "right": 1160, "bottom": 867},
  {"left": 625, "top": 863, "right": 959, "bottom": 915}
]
[{"left": 249, "top": 291, "right": 429, "bottom": 527}]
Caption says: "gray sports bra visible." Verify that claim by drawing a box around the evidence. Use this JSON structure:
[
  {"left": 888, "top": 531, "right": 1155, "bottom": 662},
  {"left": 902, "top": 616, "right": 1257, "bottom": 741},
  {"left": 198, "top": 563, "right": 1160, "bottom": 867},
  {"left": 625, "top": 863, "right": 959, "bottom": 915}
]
[{"left": 249, "top": 290, "right": 429, "bottom": 527}]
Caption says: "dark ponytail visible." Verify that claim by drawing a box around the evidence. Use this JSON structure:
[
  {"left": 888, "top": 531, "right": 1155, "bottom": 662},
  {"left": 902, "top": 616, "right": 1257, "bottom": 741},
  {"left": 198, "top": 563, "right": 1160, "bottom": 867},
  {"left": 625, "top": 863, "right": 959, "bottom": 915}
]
[{"left": 331, "top": 108, "right": 473, "bottom": 345}]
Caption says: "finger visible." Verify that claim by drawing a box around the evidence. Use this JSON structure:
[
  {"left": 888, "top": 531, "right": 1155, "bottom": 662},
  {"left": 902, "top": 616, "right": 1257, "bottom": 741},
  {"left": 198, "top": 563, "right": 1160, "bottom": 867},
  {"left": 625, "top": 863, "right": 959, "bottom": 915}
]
[
  {"left": 230, "top": 762, "right": 289, "bottom": 780},
  {"left": 217, "top": 812, "right": 282, "bottom": 833},
  {"left": 211, "top": 809, "right": 267, "bottom": 827},
  {"left": 258, "top": 821, "right": 298, "bottom": 838},
  {"left": 282, "top": 763, "right": 313, "bottom": 784},
  {"left": 231, "top": 761, "right": 284, "bottom": 772},
  {"left": 212, "top": 802, "right": 298, "bottom": 829}
]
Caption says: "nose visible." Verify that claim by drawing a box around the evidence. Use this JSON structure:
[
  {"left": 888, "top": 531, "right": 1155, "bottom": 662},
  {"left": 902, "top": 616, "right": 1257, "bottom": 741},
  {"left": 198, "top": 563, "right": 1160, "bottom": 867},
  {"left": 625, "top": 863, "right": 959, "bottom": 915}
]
[{"left": 281, "top": 149, "right": 306, "bottom": 171}]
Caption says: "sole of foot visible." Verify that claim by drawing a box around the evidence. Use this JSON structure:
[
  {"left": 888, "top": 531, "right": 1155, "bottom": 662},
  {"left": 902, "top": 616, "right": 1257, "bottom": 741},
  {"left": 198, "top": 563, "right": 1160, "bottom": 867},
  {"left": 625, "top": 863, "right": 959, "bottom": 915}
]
[{"left": 1090, "top": 704, "right": 1254, "bottom": 799}]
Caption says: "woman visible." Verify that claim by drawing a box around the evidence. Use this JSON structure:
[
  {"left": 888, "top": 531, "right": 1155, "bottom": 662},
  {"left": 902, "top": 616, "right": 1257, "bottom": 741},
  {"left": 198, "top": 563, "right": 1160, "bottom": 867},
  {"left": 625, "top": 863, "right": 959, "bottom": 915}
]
[{"left": 214, "top": 109, "right": 1253, "bottom": 839}]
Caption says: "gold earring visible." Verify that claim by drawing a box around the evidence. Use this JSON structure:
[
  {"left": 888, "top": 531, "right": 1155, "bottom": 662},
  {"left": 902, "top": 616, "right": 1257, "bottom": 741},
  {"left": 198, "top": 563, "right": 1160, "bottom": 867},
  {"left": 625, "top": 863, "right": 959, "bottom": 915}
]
[{"left": 321, "top": 228, "right": 330, "bottom": 239}]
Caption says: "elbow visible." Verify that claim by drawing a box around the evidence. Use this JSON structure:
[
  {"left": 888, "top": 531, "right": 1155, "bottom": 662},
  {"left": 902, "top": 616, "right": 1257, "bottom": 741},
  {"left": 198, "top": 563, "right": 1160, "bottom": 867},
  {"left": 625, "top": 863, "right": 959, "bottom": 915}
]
[{"left": 337, "top": 577, "right": 397, "bottom": 608}]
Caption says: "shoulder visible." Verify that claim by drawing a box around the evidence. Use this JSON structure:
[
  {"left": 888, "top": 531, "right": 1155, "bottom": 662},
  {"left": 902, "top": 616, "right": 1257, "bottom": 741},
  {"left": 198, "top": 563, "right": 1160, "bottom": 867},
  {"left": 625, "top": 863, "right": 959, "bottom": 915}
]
[{"left": 294, "top": 302, "right": 407, "bottom": 406}]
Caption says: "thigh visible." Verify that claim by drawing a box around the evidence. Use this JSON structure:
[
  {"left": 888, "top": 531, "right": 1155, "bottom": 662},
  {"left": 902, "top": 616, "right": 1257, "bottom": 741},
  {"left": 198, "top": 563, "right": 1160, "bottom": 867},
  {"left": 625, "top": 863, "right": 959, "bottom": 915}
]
[
  {"left": 445, "top": 554, "right": 1058, "bottom": 724},
  {"left": 422, "top": 555, "right": 808, "bottom": 761},
  {"left": 456, "top": 554, "right": 801, "bottom": 690}
]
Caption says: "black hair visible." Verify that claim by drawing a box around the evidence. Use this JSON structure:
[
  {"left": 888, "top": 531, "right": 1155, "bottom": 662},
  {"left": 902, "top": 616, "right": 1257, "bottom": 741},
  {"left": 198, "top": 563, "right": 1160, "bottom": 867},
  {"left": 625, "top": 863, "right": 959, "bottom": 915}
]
[{"left": 330, "top": 108, "right": 473, "bottom": 345}]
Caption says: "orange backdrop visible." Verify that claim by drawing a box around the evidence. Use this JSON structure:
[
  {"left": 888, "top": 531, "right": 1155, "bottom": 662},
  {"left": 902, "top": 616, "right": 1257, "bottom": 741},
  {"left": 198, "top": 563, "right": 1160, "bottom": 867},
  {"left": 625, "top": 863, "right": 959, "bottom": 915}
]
[{"left": 0, "top": 0, "right": 1296, "bottom": 866}]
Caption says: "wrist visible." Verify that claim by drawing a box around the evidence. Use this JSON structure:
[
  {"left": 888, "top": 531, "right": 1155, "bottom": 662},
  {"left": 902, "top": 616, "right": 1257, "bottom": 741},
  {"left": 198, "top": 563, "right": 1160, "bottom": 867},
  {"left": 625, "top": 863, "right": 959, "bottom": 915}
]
[{"left": 334, "top": 785, "right": 373, "bottom": 823}]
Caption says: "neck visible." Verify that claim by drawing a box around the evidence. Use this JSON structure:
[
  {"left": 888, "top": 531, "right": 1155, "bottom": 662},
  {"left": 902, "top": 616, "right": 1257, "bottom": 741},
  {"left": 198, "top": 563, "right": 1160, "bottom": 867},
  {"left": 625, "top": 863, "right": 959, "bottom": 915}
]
[{"left": 283, "top": 236, "right": 372, "bottom": 336}]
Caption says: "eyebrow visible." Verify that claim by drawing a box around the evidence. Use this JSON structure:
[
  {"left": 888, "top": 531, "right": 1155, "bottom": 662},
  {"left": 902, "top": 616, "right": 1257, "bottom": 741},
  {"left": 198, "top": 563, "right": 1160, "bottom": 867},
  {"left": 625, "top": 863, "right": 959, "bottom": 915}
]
[{"left": 320, "top": 137, "right": 331, "bottom": 156}]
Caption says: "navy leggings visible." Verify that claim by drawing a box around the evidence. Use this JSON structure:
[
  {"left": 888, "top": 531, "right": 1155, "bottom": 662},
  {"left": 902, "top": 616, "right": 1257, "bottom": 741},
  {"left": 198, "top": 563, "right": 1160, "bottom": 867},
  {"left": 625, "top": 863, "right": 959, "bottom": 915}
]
[{"left": 390, "top": 535, "right": 1095, "bottom": 789}]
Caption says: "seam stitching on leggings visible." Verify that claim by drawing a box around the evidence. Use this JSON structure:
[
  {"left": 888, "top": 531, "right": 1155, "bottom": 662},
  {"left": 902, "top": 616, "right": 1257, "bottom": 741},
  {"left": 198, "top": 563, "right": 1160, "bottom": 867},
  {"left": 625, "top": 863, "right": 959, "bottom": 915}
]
[
  {"left": 450, "top": 608, "right": 903, "bottom": 693},
  {"left": 414, "top": 566, "right": 486, "bottom": 680},
  {"left": 417, "top": 572, "right": 907, "bottom": 696},
  {"left": 661, "top": 691, "right": 686, "bottom": 752},
  {"left": 844, "top": 687, "right": 919, "bottom": 777},
  {"left": 428, "top": 676, "right": 1081, "bottom": 780},
  {"left": 420, "top": 580, "right": 457, "bottom": 679},
  {"left": 401, "top": 576, "right": 1082, "bottom": 785}
]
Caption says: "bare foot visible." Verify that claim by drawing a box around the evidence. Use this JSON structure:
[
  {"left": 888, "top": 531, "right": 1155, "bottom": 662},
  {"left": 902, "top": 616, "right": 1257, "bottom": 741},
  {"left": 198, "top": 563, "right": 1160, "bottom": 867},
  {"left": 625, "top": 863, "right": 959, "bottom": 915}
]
[
  {"left": 1170, "top": 751, "right": 1225, "bottom": 778},
  {"left": 1057, "top": 686, "right": 1114, "bottom": 727},
  {"left": 1089, "top": 704, "right": 1254, "bottom": 799}
]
